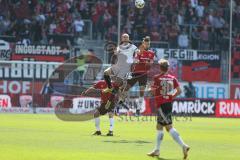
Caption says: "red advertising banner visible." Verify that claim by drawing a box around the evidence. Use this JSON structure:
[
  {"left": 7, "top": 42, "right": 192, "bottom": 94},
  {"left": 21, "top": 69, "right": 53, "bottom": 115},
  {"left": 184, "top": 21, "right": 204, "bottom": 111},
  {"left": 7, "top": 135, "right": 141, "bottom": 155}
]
[
  {"left": 182, "top": 51, "right": 221, "bottom": 82},
  {"left": 231, "top": 84, "right": 240, "bottom": 99},
  {"left": 216, "top": 100, "right": 240, "bottom": 117},
  {"left": 11, "top": 54, "right": 65, "bottom": 62},
  {"left": 182, "top": 61, "right": 221, "bottom": 82}
]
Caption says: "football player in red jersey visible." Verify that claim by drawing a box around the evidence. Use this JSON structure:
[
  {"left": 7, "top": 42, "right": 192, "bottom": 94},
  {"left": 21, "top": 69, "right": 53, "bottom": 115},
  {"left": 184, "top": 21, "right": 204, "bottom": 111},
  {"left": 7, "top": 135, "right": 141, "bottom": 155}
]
[
  {"left": 123, "top": 36, "right": 155, "bottom": 115},
  {"left": 147, "top": 59, "right": 190, "bottom": 159},
  {"left": 81, "top": 80, "right": 122, "bottom": 136}
]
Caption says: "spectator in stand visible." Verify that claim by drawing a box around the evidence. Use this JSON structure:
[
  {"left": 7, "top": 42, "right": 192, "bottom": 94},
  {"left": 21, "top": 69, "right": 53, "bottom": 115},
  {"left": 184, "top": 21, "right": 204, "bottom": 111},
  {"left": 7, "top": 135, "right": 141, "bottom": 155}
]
[
  {"left": 184, "top": 82, "right": 196, "bottom": 98},
  {"left": 147, "top": 10, "right": 161, "bottom": 30},
  {"left": 77, "top": 0, "right": 89, "bottom": 19},
  {"left": 195, "top": 1, "right": 205, "bottom": 18},
  {"left": 103, "top": 9, "right": 112, "bottom": 33},
  {"left": 168, "top": 23, "right": 179, "bottom": 48},
  {"left": 123, "top": 15, "right": 134, "bottom": 36},
  {"left": 160, "top": 23, "right": 169, "bottom": 42},
  {"left": 200, "top": 25, "right": 209, "bottom": 50},
  {"left": 49, "top": 20, "right": 57, "bottom": 34},
  {"left": 219, "top": 29, "right": 229, "bottom": 51},
  {"left": 91, "top": 5, "right": 100, "bottom": 39},
  {"left": 134, "top": 14, "right": 145, "bottom": 39},
  {"left": 235, "top": 32, "right": 240, "bottom": 46},
  {"left": 208, "top": 10, "right": 215, "bottom": 26},
  {"left": 212, "top": 11, "right": 225, "bottom": 30},
  {"left": 191, "top": 27, "right": 200, "bottom": 49},
  {"left": 233, "top": 5, "right": 240, "bottom": 30},
  {"left": 150, "top": 26, "right": 160, "bottom": 41},
  {"left": 106, "top": 25, "right": 117, "bottom": 42},
  {"left": 177, "top": 10, "right": 184, "bottom": 26},
  {"left": 73, "top": 15, "right": 85, "bottom": 37},
  {"left": 209, "top": 27, "right": 217, "bottom": 50},
  {"left": 18, "top": 22, "right": 31, "bottom": 45},
  {"left": 212, "top": 11, "right": 225, "bottom": 41},
  {"left": 55, "top": 20, "right": 67, "bottom": 34},
  {"left": 189, "top": 16, "right": 198, "bottom": 28},
  {"left": 0, "top": 15, "right": 11, "bottom": 35},
  {"left": 190, "top": 0, "right": 198, "bottom": 9},
  {"left": 178, "top": 28, "right": 189, "bottom": 49},
  {"left": 31, "top": 21, "right": 43, "bottom": 43}
]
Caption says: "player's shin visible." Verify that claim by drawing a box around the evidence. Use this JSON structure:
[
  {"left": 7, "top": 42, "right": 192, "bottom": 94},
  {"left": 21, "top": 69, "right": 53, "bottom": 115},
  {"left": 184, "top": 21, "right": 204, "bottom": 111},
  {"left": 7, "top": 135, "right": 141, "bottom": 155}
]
[
  {"left": 169, "top": 128, "right": 187, "bottom": 147},
  {"left": 95, "top": 117, "right": 100, "bottom": 131},
  {"left": 155, "top": 130, "right": 164, "bottom": 151},
  {"left": 109, "top": 117, "right": 114, "bottom": 131}
]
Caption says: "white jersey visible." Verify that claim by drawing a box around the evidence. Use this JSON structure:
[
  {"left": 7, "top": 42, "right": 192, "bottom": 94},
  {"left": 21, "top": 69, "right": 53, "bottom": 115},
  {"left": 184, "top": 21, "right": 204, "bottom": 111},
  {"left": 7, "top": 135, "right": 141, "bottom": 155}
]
[{"left": 111, "top": 43, "right": 138, "bottom": 79}]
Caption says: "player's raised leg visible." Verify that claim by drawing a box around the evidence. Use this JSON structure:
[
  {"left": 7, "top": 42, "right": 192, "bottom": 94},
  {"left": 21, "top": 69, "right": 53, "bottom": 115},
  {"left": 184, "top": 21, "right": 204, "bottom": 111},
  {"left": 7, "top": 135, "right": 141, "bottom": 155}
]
[{"left": 103, "top": 67, "right": 113, "bottom": 92}]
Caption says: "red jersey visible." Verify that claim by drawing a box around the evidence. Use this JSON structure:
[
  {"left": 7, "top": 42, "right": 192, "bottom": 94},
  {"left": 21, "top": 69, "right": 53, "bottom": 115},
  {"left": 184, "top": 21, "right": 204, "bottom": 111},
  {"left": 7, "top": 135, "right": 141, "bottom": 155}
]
[
  {"left": 93, "top": 80, "right": 119, "bottom": 104},
  {"left": 152, "top": 73, "right": 179, "bottom": 106},
  {"left": 132, "top": 50, "right": 155, "bottom": 73}
]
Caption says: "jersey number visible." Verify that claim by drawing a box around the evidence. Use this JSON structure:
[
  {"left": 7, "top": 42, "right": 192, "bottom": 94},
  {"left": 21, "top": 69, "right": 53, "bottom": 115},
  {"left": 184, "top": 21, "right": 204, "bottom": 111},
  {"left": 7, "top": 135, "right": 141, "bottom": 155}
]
[{"left": 160, "top": 80, "right": 173, "bottom": 95}]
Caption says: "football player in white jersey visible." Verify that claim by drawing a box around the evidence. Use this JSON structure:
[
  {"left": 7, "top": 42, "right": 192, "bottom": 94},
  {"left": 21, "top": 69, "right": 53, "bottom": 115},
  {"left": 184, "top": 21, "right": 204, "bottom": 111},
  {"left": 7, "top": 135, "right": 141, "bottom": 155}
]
[{"left": 103, "top": 33, "right": 138, "bottom": 93}]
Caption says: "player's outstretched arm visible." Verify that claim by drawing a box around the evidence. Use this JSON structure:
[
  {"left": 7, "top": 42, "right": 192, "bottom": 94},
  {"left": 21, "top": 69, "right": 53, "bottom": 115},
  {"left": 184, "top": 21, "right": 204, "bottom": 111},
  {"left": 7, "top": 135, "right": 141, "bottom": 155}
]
[{"left": 81, "top": 87, "right": 98, "bottom": 97}]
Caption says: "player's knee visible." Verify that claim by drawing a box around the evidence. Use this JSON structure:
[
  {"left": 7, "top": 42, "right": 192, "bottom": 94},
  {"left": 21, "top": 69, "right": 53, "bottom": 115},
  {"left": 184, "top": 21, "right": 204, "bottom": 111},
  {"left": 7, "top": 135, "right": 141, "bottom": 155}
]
[
  {"left": 104, "top": 70, "right": 108, "bottom": 75},
  {"left": 156, "top": 124, "right": 163, "bottom": 130},
  {"left": 94, "top": 110, "right": 100, "bottom": 118},
  {"left": 108, "top": 112, "right": 114, "bottom": 118},
  {"left": 165, "top": 125, "right": 173, "bottom": 132},
  {"left": 104, "top": 68, "right": 111, "bottom": 75}
]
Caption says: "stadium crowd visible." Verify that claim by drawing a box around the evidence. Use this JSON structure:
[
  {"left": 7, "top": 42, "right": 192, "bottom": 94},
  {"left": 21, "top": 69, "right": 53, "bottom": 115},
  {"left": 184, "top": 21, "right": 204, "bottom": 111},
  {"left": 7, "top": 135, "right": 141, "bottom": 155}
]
[{"left": 0, "top": 0, "right": 240, "bottom": 50}]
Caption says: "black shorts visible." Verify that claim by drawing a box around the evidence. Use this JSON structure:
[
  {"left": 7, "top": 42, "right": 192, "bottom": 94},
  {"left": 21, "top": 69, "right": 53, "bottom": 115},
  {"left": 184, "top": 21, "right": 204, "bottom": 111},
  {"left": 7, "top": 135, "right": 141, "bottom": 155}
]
[
  {"left": 97, "top": 102, "right": 115, "bottom": 115},
  {"left": 127, "top": 72, "right": 147, "bottom": 87},
  {"left": 157, "top": 102, "right": 173, "bottom": 126}
]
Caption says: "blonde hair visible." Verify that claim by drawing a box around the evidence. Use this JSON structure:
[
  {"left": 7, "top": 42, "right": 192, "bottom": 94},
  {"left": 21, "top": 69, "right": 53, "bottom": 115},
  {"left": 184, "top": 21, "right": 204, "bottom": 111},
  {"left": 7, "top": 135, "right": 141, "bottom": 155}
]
[{"left": 158, "top": 59, "right": 169, "bottom": 72}]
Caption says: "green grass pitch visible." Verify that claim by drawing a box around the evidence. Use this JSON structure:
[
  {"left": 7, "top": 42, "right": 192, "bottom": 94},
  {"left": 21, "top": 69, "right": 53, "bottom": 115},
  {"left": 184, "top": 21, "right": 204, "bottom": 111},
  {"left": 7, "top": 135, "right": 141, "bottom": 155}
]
[{"left": 0, "top": 114, "right": 240, "bottom": 160}]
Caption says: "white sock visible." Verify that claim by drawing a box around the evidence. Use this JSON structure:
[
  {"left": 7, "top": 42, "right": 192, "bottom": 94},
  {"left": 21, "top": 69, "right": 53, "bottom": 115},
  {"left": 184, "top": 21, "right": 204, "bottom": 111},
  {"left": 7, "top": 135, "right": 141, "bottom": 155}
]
[
  {"left": 139, "top": 96, "right": 144, "bottom": 103},
  {"left": 169, "top": 128, "right": 186, "bottom": 147},
  {"left": 155, "top": 130, "right": 164, "bottom": 151},
  {"left": 109, "top": 118, "right": 114, "bottom": 131},
  {"left": 137, "top": 96, "right": 144, "bottom": 109},
  {"left": 95, "top": 117, "right": 100, "bottom": 131}
]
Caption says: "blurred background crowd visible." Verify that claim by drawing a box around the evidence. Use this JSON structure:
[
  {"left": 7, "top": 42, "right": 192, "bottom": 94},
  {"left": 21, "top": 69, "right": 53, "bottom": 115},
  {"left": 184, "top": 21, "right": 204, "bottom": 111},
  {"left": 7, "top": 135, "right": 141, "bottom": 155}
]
[{"left": 0, "top": 0, "right": 240, "bottom": 50}]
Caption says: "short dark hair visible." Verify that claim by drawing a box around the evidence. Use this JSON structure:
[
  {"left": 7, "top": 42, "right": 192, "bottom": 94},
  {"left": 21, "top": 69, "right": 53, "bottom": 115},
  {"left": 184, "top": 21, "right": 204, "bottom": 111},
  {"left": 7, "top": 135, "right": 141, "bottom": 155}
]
[{"left": 143, "top": 36, "right": 150, "bottom": 42}]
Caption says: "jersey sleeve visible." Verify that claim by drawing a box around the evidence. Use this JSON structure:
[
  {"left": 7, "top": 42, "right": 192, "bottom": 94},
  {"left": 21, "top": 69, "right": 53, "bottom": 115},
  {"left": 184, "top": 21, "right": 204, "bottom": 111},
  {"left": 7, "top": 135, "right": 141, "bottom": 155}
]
[
  {"left": 93, "top": 81, "right": 107, "bottom": 89},
  {"left": 115, "top": 46, "right": 120, "bottom": 54},
  {"left": 93, "top": 82, "right": 100, "bottom": 89},
  {"left": 133, "top": 45, "right": 138, "bottom": 52},
  {"left": 149, "top": 51, "right": 155, "bottom": 60}
]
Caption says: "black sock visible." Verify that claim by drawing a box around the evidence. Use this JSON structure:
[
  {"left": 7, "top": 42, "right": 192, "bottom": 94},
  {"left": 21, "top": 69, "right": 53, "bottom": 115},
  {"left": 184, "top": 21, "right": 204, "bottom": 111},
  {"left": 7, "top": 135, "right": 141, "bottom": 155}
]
[{"left": 104, "top": 75, "right": 112, "bottom": 88}]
